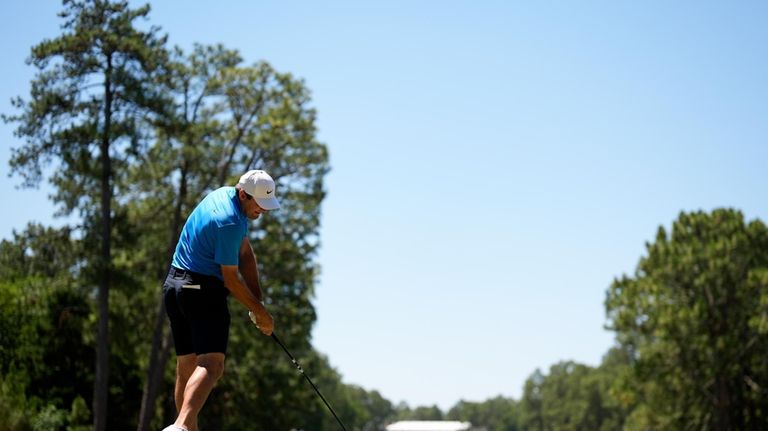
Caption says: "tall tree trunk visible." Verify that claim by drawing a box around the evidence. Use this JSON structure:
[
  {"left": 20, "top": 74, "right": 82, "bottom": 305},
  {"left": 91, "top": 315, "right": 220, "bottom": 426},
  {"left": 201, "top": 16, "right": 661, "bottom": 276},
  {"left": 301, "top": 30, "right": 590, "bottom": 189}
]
[
  {"left": 137, "top": 165, "right": 189, "bottom": 430},
  {"left": 94, "top": 54, "right": 113, "bottom": 431},
  {"left": 137, "top": 310, "right": 174, "bottom": 430}
]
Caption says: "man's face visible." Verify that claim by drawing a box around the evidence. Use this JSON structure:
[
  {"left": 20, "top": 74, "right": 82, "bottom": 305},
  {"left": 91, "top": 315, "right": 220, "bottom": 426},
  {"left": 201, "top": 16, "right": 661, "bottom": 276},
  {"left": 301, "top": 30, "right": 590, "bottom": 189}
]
[{"left": 239, "top": 189, "right": 268, "bottom": 219}]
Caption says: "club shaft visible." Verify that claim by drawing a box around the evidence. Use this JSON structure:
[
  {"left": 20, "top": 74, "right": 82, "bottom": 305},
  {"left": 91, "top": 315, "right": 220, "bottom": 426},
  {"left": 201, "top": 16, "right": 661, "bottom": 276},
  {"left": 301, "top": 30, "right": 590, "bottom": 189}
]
[{"left": 271, "top": 333, "right": 348, "bottom": 431}]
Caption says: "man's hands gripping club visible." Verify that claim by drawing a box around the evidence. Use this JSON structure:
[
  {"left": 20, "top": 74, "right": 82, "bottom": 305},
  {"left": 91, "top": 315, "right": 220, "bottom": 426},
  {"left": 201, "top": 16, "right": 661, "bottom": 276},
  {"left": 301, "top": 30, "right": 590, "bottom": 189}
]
[{"left": 249, "top": 310, "right": 273, "bottom": 335}]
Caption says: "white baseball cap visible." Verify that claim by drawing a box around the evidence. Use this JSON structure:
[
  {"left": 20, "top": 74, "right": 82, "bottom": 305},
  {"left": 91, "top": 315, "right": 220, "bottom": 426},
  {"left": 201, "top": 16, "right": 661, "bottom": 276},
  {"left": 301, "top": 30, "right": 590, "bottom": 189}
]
[{"left": 238, "top": 170, "right": 280, "bottom": 210}]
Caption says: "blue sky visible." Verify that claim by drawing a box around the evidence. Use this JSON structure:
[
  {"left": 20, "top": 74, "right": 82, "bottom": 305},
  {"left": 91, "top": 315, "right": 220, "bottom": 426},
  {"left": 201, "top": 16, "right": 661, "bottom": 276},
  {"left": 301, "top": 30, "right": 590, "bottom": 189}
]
[{"left": 2, "top": 1, "right": 767, "bottom": 410}]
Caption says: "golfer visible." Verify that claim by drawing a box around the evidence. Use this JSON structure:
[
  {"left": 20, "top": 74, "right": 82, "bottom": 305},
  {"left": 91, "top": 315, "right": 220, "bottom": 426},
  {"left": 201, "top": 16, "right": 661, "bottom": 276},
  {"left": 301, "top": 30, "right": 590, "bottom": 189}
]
[{"left": 161, "top": 170, "right": 279, "bottom": 431}]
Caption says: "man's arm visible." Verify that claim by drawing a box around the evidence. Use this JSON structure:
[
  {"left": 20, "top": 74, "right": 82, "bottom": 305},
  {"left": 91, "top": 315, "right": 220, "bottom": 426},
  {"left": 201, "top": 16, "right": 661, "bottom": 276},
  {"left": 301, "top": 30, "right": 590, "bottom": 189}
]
[
  {"left": 238, "top": 237, "right": 264, "bottom": 303},
  {"left": 221, "top": 263, "right": 273, "bottom": 335}
]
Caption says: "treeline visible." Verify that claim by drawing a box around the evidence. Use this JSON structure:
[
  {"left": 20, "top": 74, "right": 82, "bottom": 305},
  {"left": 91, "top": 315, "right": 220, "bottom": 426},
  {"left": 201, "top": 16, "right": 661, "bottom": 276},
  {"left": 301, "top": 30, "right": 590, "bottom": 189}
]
[
  {"left": 390, "top": 209, "right": 768, "bottom": 431},
  {"left": 2, "top": 1, "right": 767, "bottom": 430}
]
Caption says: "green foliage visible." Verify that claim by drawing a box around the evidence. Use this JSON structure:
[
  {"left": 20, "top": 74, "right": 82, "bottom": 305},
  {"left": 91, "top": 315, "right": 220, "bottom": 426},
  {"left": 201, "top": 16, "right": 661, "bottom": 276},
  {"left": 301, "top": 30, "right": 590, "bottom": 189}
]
[
  {"left": 448, "top": 396, "right": 520, "bottom": 431},
  {"left": 340, "top": 385, "right": 397, "bottom": 431},
  {"left": 33, "top": 405, "right": 68, "bottom": 431},
  {"left": 519, "top": 352, "right": 628, "bottom": 431},
  {"left": 395, "top": 404, "right": 445, "bottom": 421},
  {"left": 67, "top": 396, "right": 92, "bottom": 431},
  {"left": 0, "top": 225, "right": 94, "bottom": 430},
  {"left": 606, "top": 209, "right": 768, "bottom": 430},
  {"left": 0, "top": 370, "right": 34, "bottom": 431}
]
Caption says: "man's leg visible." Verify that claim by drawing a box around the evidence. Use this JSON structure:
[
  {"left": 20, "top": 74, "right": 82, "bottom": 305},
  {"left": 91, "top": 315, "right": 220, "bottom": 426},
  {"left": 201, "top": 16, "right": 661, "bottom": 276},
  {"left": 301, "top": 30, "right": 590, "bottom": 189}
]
[
  {"left": 175, "top": 352, "right": 226, "bottom": 431},
  {"left": 174, "top": 354, "right": 198, "bottom": 413}
]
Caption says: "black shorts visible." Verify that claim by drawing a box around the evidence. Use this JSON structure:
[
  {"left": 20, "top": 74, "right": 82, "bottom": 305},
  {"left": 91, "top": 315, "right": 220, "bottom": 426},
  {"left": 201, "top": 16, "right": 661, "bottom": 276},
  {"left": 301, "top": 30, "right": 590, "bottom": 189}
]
[{"left": 163, "top": 266, "right": 231, "bottom": 355}]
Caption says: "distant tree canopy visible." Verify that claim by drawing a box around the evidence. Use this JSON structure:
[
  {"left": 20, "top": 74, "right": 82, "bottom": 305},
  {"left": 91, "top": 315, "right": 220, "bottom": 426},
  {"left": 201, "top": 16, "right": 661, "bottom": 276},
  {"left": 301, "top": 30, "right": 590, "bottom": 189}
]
[
  {"left": 447, "top": 396, "right": 520, "bottom": 431},
  {"left": 519, "top": 349, "right": 630, "bottom": 431}
]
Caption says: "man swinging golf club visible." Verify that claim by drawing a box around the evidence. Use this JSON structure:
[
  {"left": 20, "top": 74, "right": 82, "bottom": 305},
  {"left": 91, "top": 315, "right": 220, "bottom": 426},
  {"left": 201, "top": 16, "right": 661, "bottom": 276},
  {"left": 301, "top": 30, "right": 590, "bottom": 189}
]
[{"left": 161, "top": 170, "right": 279, "bottom": 431}]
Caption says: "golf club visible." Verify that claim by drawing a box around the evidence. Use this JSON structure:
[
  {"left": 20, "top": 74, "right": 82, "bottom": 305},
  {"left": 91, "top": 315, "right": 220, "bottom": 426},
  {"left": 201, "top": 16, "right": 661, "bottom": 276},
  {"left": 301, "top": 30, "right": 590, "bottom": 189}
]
[
  {"left": 271, "top": 332, "right": 349, "bottom": 431},
  {"left": 250, "top": 312, "right": 348, "bottom": 430}
]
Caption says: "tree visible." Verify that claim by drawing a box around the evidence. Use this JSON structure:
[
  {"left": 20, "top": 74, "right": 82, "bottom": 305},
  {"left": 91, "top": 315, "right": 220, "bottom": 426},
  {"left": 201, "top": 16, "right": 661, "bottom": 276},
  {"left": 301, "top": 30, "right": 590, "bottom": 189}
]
[
  {"left": 407, "top": 405, "right": 445, "bottom": 421},
  {"left": 121, "top": 42, "right": 330, "bottom": 429},
  {"left": 5, "top": 1, "right": 170, "bottom": 428},
  {"left": 133, "top": 43, "right": 245, "bottom": 431},
  {"left": 0, "top": 224, "right": 92, "bottom": 431},
  {"left": 340, "top": 385, "right": 397, "bottom": 431},
  {"left": 520, "top": 369, "right": 545, "bottom": 431},
  {"left": 517, "top": 349, "right": 633, "bottom": 431},
  {"left": 447, "top": 396, "right": 520, "bottom": 431},
  {"left": 606, "top": 209, "right": 768, "bottom": 430}
]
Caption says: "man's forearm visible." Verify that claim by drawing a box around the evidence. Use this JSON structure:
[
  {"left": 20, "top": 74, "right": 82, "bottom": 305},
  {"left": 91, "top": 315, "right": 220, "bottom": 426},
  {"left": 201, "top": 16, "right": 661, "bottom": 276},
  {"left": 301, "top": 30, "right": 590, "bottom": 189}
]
[
  {"left": 239, "top": 252, "right": 263, "bottom": 302},
  {"left": 224, "top": 275, "right": 265, "bottom": 314}
]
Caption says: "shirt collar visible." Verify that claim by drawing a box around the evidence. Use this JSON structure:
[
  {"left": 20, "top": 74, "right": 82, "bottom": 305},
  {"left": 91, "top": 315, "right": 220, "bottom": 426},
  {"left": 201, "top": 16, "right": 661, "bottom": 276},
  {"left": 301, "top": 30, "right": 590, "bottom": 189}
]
[{"left": 231, "top": 187, "right": 246, "bottom": 220}]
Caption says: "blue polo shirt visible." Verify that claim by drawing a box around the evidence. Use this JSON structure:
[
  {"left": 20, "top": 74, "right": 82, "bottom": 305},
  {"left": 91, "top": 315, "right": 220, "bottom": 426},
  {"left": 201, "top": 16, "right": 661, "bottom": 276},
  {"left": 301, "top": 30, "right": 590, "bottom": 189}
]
[{"left": 172, "top": 187, "right": 248, "bottom": 280}]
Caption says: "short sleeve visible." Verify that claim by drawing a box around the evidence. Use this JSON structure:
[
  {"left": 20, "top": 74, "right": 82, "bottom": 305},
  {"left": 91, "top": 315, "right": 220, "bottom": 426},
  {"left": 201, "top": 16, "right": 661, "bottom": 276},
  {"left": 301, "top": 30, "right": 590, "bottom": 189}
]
[{"left": 214, "top": 224, "right": 244, "bottom": 266}]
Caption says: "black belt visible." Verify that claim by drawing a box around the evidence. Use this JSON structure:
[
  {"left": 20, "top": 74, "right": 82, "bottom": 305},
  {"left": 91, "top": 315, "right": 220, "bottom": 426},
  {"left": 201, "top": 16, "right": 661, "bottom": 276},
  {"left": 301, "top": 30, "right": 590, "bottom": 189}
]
[
  {"left": 171, "top": 266, "right": 188, "bottom": 277},
  {"left": 170, "top": 266, "right": 221, "bottom": 283},
  {"left": 170, "top": 266, "right": 208, "bottom": 279}
]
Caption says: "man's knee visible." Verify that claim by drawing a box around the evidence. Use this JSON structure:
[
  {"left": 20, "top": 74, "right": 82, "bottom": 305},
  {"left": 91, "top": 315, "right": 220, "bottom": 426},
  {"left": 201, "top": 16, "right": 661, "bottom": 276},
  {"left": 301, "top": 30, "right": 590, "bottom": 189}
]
[
  {"left": 177, "top": 354, "right": 198, "bottom": 381},
  {"left": 197, "top": 353, "right": 225, "bottom": 381}
]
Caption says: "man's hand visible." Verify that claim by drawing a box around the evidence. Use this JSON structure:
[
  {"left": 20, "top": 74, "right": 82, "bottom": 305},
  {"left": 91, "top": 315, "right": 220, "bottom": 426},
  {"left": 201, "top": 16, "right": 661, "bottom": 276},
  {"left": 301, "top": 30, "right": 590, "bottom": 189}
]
[{"left": 249, "top": 309, "right": 274, "bottom": 336}]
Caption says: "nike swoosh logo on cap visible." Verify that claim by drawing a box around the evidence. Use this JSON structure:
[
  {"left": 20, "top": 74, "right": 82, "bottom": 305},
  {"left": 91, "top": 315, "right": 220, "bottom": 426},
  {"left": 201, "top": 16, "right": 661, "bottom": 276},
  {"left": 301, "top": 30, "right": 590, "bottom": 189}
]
[{"left": 266, "top": 190, "right": 273, "bottom": 194}]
